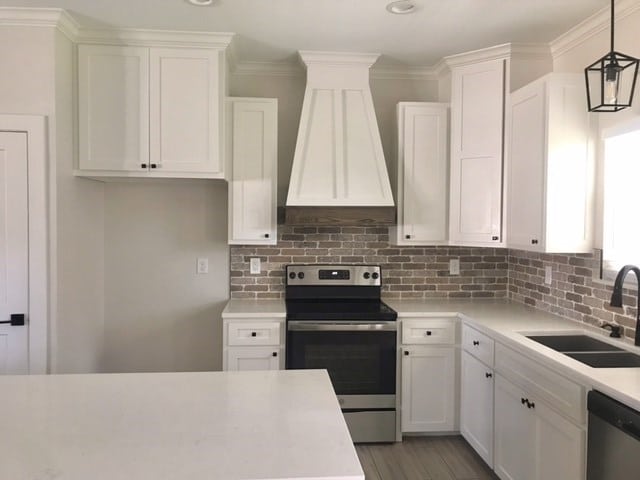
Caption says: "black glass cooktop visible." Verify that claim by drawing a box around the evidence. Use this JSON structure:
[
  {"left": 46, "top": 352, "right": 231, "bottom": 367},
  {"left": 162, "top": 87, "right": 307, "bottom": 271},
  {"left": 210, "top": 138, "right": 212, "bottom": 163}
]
[{"left": 286, "top": 299, "right": 397, "bottom": 321}]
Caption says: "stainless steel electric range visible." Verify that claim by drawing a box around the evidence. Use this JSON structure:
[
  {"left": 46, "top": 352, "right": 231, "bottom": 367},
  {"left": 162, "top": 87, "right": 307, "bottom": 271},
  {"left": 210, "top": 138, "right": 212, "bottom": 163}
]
[{"left": 285, "top": 264, "right": 397, "bottom": 443}]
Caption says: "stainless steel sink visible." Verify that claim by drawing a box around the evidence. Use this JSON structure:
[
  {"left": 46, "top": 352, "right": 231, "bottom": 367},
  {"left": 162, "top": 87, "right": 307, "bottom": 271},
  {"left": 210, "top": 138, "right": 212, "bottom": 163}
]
[{"left": 526, "top": 334, "right": 640, "bottom": 368}]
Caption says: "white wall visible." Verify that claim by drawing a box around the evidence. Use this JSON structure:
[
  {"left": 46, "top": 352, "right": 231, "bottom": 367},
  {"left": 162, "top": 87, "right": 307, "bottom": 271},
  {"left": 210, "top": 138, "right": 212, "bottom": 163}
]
[{"left": 103, "top": 181, "right": 228, "bottom": 372}]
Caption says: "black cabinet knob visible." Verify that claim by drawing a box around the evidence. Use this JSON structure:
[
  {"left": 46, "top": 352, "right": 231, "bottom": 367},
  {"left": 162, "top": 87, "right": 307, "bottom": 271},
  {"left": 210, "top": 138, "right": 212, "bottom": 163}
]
[
  {"left": 492, "top": 236, "right": 499, "bottom": 241},
  {"left": 527, "top": 400, "right": 535, "bottom": 409},
  {"left": 405, "top": 234, "right": 411, "bottom": 239},
  {"left": 425, "top": 331, "right": 432, "bottom": 336},
  {"left": 150, "top": 163, "right": 157, "bottom": 169},
  {"left": 485, "top": 372, "right": 493, "bottom": 378},
  {"left": 473, "top": 340, "right": 480, "bottom": 346},
  {"left": 531, "top": 239, "right": 538, "bottom": 245},
  {"left": 272, "top": 352, "right": 278, "bottom": 357},
  {"left": 404, "top": 351, "right": 409, "bottom": 356},
  {"left": 141, "top": 163, "right": 147, "bottom": 169},
  {"left": 521, "top": 397, "right": 527, "bottom": 405},
  {"left": 264, "top": 233, "right": 270, "bottom": 238},
  {"left": 251, "top": 332, "right": 257, "bottom": 337}
]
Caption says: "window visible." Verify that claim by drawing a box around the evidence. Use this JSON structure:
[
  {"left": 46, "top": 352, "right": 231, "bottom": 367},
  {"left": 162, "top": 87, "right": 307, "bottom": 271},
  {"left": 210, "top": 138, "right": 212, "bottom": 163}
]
[{"left": 602, "top": 120, "right": 640, "bottom": 281}]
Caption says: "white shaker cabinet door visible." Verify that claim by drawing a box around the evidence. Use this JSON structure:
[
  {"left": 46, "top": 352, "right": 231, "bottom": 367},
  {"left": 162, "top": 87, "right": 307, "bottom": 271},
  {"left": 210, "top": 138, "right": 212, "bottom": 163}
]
[
  {"left": 227, "top": 98, "right": 278, "bottom": 245},
  {"left": 150, "top": 48, "right": 224, "bottom": 175},
  {"left": 449, "top": 59, "right": 505, "bottom": 246},
  {"left": 78, "top": 45, "right": 150, "bottom": 172},
  {"left": 391, "top": 103, "right": 448, "bottom": 245},
  {"left": 460, "top": 351, "right": 494, "bottom": 468},
  {"left": 401, "top": 346, "right": 456, "bottom": 432}
]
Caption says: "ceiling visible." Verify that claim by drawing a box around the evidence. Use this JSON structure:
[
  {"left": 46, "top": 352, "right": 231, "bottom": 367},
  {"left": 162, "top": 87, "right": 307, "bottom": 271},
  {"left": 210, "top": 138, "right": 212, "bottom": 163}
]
[{"left": 0, "top": 0, "right": 611, "bottom": 66}]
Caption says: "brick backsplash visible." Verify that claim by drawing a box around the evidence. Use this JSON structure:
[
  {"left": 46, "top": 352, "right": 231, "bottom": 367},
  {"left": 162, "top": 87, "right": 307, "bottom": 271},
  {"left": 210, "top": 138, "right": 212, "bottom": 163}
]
[
  {"left": 508, "top": 249, "right": 638, "bottom": 342},
  {"left": 230, "top": 226, "right": 508, "bottom": 300}
]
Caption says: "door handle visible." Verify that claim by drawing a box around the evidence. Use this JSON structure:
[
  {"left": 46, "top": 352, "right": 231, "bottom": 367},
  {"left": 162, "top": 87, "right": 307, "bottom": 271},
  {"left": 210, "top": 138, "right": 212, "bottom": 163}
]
[{"left": 0, "top": 314, "right": 25, "bottom": 326}]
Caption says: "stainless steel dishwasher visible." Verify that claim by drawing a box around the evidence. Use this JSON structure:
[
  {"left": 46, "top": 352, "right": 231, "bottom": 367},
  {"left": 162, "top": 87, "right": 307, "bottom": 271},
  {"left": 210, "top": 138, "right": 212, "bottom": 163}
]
[{"left": 587, "top": 390, "right": 640, "bottom": 479}]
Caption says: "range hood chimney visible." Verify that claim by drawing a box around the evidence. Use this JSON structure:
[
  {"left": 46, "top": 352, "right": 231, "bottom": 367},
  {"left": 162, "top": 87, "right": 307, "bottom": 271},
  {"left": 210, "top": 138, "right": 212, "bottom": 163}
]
[{"left": 285, "top": 51, "right": 395, "bottom": 225}]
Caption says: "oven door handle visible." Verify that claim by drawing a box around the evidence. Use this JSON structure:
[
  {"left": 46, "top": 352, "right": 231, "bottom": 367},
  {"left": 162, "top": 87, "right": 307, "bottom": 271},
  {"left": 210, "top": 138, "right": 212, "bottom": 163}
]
[{"left": 287, "top": 321, "right": 397, "bottom": 331}]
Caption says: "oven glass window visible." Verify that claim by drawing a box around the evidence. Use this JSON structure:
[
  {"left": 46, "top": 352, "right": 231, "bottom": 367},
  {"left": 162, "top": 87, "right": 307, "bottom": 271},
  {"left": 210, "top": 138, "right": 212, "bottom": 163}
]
[{"left": 286, "top": 330, "right": 396, "bottom": 395}]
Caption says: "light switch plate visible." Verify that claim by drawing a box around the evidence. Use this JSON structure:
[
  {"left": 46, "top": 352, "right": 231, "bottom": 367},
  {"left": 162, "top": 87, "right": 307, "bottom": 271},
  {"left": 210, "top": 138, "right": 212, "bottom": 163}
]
[
  {"left": 197, "top": 257, "right": 209, "bottom": 274},
  {"left": 250, "top": 258, "right": 261, "bottom": 275},
  {"left": 449, "top": 259, "right": 460, "bottom": 275},
  {"left": 544, "top": 266, "right": 553, "bottom": 285}
]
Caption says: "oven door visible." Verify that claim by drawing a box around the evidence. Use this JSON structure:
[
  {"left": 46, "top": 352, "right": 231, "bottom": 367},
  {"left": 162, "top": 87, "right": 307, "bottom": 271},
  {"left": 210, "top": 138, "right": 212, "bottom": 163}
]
[{"left": 286, "top": 321, "right": 397, "bottom": 396}]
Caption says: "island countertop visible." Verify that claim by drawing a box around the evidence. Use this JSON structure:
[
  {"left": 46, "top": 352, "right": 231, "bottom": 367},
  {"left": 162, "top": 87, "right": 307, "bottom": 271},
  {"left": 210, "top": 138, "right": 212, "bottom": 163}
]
[{"left": 0, "top": 369, "right": 363, "bottom": 480}]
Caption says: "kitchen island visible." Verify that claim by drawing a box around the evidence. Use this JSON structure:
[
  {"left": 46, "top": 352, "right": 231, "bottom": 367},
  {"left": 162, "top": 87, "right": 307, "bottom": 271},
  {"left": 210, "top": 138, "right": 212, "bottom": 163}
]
[{"left": 0, "top": 369, "right": 364, "bottom": 480}]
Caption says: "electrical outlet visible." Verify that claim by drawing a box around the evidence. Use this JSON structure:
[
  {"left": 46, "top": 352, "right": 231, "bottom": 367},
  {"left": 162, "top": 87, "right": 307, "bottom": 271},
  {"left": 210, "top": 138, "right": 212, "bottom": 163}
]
[
  {"left": 197, "top": 257, "right": 209, "bottom": 274},
  {"left": 544, "top": 266, "right": 553, "bottom": 285},
  {"left": 449, "top": 259, "right": 460, "bottom": 275},
  {"left": 250, "top": 258, "right": 261, "bottom": 275}
]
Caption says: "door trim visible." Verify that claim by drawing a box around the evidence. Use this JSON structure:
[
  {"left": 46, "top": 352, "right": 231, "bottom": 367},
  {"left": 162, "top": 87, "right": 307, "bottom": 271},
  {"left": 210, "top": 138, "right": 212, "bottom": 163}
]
[{"left": 0, "top": 115, "right": 48, "bottom": 374}]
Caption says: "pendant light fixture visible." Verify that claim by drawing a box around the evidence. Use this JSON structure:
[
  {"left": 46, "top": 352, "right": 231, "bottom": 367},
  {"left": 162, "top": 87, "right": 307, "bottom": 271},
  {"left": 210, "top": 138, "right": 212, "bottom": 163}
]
[{"left": 585, "top": 0, "right": 639, "bottom": 112}]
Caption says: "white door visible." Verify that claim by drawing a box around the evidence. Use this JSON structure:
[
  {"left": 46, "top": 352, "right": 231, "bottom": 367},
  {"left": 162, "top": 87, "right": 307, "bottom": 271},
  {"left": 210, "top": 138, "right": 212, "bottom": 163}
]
[
  {"left": 0, "top": 132, "right": 29, "bottom": 374},
  {"left": 401, "top": 346, "right": 456, "bottom": 432},
  {"left": 460, "top": 351, "right": 494, "bottom": 467}
]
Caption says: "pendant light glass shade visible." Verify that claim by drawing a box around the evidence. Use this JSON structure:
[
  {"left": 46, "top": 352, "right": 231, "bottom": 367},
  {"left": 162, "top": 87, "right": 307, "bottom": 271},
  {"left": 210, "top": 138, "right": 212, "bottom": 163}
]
[{"left": 584, "top": 0, "right": 639, "bottom": 112}]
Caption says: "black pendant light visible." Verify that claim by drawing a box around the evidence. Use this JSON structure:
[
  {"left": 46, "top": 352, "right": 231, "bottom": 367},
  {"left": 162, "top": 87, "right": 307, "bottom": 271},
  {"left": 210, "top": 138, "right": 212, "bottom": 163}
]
[{"left": 585, "top": 0, "right": 639, "bottom": 112}]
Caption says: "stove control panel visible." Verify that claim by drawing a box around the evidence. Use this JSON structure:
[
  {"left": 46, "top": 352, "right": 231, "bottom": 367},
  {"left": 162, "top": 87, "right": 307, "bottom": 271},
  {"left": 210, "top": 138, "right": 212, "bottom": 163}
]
[{"left": 286, "top": 265, "right": 382, "bottom": 286}]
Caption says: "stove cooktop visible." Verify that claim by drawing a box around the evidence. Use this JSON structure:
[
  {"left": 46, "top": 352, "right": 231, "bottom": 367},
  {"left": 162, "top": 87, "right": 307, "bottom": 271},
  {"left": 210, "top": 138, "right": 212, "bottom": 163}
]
[{"left": 285, "top": 299, "right": 397, "bottom": 321}]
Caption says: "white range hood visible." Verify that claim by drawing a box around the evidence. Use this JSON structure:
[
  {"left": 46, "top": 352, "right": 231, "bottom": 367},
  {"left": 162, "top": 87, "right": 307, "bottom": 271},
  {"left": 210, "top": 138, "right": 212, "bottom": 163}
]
[{"left": 286, "top": 51, "right": 395, "bottom": 209}]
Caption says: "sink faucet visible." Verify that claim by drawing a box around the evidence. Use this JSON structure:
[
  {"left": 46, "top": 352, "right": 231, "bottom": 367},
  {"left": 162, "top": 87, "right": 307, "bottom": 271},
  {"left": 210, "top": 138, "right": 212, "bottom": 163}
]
[{"left": 609, "top": 264, "right": 640, "bottom": 346}]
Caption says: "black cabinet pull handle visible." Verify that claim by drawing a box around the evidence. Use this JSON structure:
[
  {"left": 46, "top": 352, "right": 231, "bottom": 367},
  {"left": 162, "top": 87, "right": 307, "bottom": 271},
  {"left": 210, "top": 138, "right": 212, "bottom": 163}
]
[
  {"left": 251, "top": 332, "right": 257, "bottom": 337},
  {"left": 521, "top": 397, "right": 527, "bottom": 405},
  {"left": 141, "top": 163, "right": 147, "bottom": 169},
  {"left": 528, "top": 401, "right": 535, "bottom": 409},
  {"left": 492, "top": 236, "right": 499, "bottom": 241},
  {"left": 473, "top": 340, "right": 480, "bottom": 346},
  {"left": 425, "top": 331, "right": 432, "bottom": 336},
  {"left": 0, "top": 313, "right": 25, "bottom": 326},
  {"left": 531, "top": 239, "right": 538, "bottom": 245},
  {"left": 404, "top": 351, "right": 409, "bottom": 356},
  {"left": 485, "top": 372, "right": 493, "bottom": 378},
  {"left": 150, "top": 163, "right": 157, "bottom": 169},
  {"left": 272, "top": 352, "right": 278, "bottom": 357}
]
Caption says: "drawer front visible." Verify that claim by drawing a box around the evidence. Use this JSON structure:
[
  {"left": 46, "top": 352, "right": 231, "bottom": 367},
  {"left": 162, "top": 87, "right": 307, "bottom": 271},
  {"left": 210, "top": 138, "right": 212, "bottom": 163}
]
[
  {"left": 462, "top": 324, "right": 494, "bottom": 366},
  {"left": 401, "top": 318, "right": 456, "bottom": 345},
  {"left": 495, "top": 343, "right": 585, "bottom": 424},
  {"left": 227, "top": 322, "right": 281, "bottom": 346}
]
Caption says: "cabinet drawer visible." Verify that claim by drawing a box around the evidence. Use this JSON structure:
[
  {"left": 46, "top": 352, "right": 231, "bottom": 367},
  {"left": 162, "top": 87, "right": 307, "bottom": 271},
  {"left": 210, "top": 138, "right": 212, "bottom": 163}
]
[
  {"left": 227, "top": 322, "right": 281, "bottom": 346},
  {"left": 495, "top": 343, "right": 585, "bottom": 424},
  {"left": 402, "top": 318, "right": 456, "bottom": 345},
  {"left": 462, "top": 324, "right": 494, "bottom": 366}
]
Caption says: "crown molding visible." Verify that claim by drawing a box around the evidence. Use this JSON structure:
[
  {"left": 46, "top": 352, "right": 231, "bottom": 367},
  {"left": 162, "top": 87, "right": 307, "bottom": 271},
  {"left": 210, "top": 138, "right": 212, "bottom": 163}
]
[
  {"left": 231, "top": 61, "right": 304, "bottom": 77},
  {"left": 298, "top": 50, "right": 380, "bottom": 68},
  {"left": 76, "top": 28, "right": 234, "bottom": 49},
  {"left": 551, "top": 0, "right": 640, "bottom": 58},
  {"left": 444, "top": 43, "right": 512, "bottom": 68},
  {"left": 370, "top": 65, "right": 438, "bottom": 80},
  {"left": 0, "top": 7, "right": 80, "bottom": 40}
]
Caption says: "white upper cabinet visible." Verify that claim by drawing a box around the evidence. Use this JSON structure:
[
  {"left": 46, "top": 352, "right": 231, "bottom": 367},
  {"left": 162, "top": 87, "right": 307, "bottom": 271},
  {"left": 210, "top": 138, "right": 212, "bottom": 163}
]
[
  {"left": 507, "top": 73, "right": 593, "bottom": 253},
  {"left": 78, "top": 45, "right": 149, "bottom": 172},
  {"left": 449, "top": 58, "right": 505, "bottom": 246},
  {"left": 390, "top": 103, "right": 449, "bottom": 246},
  {"left": 77, "top": 36, "right": 230, "bottom": 179},
  {"left": 227, "top": 98, "right": 278, "bottom": 245},
  {"left": 149, "top": 48, "right": 223, "bottom": 175}
]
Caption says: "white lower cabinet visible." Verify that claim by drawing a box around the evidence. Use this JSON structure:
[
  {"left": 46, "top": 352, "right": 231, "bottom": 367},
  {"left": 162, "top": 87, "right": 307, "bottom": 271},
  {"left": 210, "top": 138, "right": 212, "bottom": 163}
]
[
  {"left": 226, "top": 346, "right": 282, "bottom": 371},
  {"left": 494, "top": 375, "right": 584, "bottom": 480},
  {"left": 460, "top": 351, "right": 494, "bottom": 467},
  {"left": 401, "top": 346, "right": 456, "bottom": 432},
  {"left": 222, "top": 316, "right": 284, "bottom": 371}
]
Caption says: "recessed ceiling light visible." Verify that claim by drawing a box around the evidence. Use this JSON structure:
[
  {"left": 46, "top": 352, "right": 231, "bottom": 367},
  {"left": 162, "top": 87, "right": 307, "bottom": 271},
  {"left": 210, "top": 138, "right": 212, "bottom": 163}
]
[
  {"left": 187, "top": 0, "right": 214, "bottom": 6},
  {"left": 386, "top": 0, "right": 416, "bottom": 15}
]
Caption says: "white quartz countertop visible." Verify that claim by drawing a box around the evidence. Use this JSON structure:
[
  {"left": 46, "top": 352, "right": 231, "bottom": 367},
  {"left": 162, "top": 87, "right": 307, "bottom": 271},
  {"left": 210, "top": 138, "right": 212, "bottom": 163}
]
[
  {"left": 0, "top": 370, "right": 363, "bottom": 480},
  {"left": 385, "top": 298, "right": 640, "bottom": 412},
  {"left": 222, "top": 298, "right": 286, "bottom": 318}
]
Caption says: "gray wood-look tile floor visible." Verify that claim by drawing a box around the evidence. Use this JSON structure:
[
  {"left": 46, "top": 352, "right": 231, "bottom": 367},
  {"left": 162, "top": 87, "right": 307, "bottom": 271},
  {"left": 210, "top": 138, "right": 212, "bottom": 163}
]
[{"left": 355, "top": 436, "right": 499, "bottom": 480}]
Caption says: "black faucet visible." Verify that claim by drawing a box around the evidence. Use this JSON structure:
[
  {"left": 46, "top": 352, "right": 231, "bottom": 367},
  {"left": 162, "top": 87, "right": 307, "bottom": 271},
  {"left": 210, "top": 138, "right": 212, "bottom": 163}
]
[{"left": 609, "top": 264, "right": 640, "bottom": 346}]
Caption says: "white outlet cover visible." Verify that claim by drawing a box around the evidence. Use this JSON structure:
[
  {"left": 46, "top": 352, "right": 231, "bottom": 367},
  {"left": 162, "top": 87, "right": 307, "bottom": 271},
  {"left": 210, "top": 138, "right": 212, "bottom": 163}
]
[
  {"left": 250, "top": 258, "right": 261, "bottom": 275},
  {"left": 450, "top": 259, "right": 460, "bottom": 275},
  {"left": 197, "top": 257, "right": 209, "bottom": 274}
]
